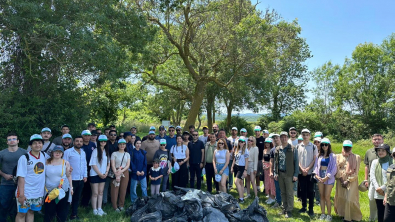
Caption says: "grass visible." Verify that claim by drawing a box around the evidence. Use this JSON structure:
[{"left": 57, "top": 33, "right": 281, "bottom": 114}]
[{"left": 31, "top": 142, "right": 371, "bottom": 221}]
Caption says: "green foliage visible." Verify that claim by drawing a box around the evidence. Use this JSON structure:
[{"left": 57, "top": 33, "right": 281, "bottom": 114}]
[
  {"left": 218, "top": 115, "right": 253, "bottom": 136},
  {"left": 267, "top": 121, "right": 285, "bottom": 134}
]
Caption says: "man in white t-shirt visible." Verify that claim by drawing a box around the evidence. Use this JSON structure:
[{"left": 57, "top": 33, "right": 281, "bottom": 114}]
[
  {"left": 15, "top": 134, "right": 46, "bottom": 222},
  {"left": 288, "top": 127, "right": 299, "bottom": 147}
]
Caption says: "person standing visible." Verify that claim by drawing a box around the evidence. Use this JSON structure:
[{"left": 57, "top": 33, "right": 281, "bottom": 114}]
[
  {"left": 165, "top": 125, "right": 177, "bottom": 151},
  {"left": 188, "top": 131, "right": 205, "bottom": 189},
  {"left": 254, "top": 126, "right": 265, "bottom": 192},
  {"left": 227, "top": 127, "right": 239, "bottom": 190},
  {"left": 90, "top": 130, "right": 98, "bottom": 146},
  {"left": 273, "top": 132, "right": 299, "bottom": 218},
  {"left": 0, "top": 133, "right": 26, "bottom": 222},
  {"left": 334, "top": 140, "right": 362, "bottom": 222},
  {"left": 175, "top": 126, "right": 182, "bottom": 137},
  {"left": 297, "top": 129, "right": 318, "bottom": 217},
  {"left": 198, "top": 126, "right": 209, "bottom": 145},
  {"left": 153, "top": 139, "right": 172, "bottom": 192},
  {"left": 231, "top": 137, "right": 249, "bottom": 203},
  {"left": 155, "top": 126, "right": 167, "bottom": 140},
  {"left": 263, "top": 138, "right": 275, "bottom": 204},
  {"left": 313, "top": 138, "right": 337, "bottom": 221},
  {"left": 213, "top": 138, "right": 230, "bottom": 193},
  {"left": 88, "top": 123, "right": 96, "bottom": 132},
  {"left": 63, "top": 136, "right": 87, "bottom": 220},
  {"left": 370, "top": 144, "right": 392, "bottom": 222},
  {"left": 15, "top": 134, "right": 47, "bottom": 222},
  {"left": 365, "top": 134, "right": 383, "bottom": 221},
  {"left": 81, "top": 130, "right": 96, "bottom": 207},
  {"left": 246, "top": 136, "right": 259, "bottom": 199},
  {"left": 212, "top": 124, "right": 219, "bottom": 138},
  {"left": 313, "top": 137, "right": 322, "bottom": 206},
  {"left": 204, "top": 133, "right": 218, "bottom": 193},
  {"left": 240, "top": 128, "right": 248, "bottom": 138},
  {"left": 129, "top": 139, "right": 147, "bottom": 203},
  {"left": 103, "top": 130, "right": 118, "bottom": 206},
  {"left": 111, "top": 139, "right": 131, "bottom": 211},
  {"left": 149, "top": 159, "right": 163, "bottom": 196},
  {"left": 270, "top": 133, "right": 282, "bottom": 208},
  {"left": 288, "top": 127, "right": 298, "bottom": 147},
  {"left": 170, "top": 135, "right": 189, "bottom": 188},
  {"left": 27, "top": 127, "right": 56, "bottom": 154},
  {"left": 44, "top": 146, "right": 73, "bottom": 222},
  {"left": 53, "top": 124, "right": 71, "bottom": 146},
  {"left": 130, "top": 126, "right": 141, "bottom": 141},
  {"left": 384, "top": 147, "right": 395, "bottom": 222},
  {"left": 90, "top": 135, "right": 110, "bottom": 216},
  {"left": 141, "top": 131, "right": 160, "bottom": 184}
]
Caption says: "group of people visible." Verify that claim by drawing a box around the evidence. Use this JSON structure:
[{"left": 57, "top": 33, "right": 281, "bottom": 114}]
[{"left": 0, "top": 123, "right": 395, "bottom": 222}]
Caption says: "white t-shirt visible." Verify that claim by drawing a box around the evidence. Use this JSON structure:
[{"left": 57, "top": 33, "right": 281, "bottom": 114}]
[
  {"left": 170, "top": 145, "right": 187, "bottom": 160},
  {"left": 89, "top": 148, "right": 109, "bottom": 176},
  {"left": 234, "top": 148, "right": 249, "bottom": 166},
  {"left": 16, "top": 152, "right": 46, "bottom": 199},
  {"left": 288, "top": 138, "right": 299, "bottom": 147}
]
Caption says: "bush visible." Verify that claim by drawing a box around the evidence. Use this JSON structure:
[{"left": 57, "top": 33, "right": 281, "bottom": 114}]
[
  {"left": 218, "top": 115, "right": 254, "bottom": 136},
  {"left": 267, "top": 121, "right": 285, "bottom": 134}
]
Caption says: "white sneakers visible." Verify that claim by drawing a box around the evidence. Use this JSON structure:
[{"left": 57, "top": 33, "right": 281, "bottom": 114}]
[
  {"left": 265, "top": 198, "right": 275, "bottom": 204},
  {"left": 319, "top": 214, "right": 332, "bottom": 221},
  {"left": 319, "top": 214, "right": 326, "bottom": 220},
  {"left": 94, "top": 208, "right": 107, "bottom": 216}
]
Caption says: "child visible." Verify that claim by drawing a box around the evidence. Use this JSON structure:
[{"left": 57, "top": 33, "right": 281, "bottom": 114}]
[{"left": 149, "top": 159, "right": 163, "bottom": 196}]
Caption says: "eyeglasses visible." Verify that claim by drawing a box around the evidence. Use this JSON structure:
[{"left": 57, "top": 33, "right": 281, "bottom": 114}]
[
  {"left": 290, "top": 132, "right": 296, "bottom": 134},
  {"left": 193, "top": 134, "right": 199, "bottom": 136},
  {"left": 160, "top": 144, "right": 166, "bottom": 146},
  {"left": 169, "top": 130, "right": 175, "bottom": 132},
  {"left": 239, "top": 141, "right": 245, "bottom": 143},
  {"left": 7, "top": 138, "right": 17, "bottom": 141},
  {"left": 110, "top": 134, "right": 117, "bottom": 136},
  {"left": 218, "top": 143, "right": 224, "bottom": 145},
  {"left": 321, "top": 144, "right": 329, "bottom": 146},
  {"left": 176, "top": 129, "right": 181, "bottom": 131}
]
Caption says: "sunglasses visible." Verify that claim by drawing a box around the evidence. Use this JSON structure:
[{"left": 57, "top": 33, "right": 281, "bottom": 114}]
[
  {"left": 160, "top": 144, "right": 166, "bottom": 146},
  {"left": 193, "top": 134, "right": 199, "bottom": 136},
  {"left": 169, "top": 130, "right": 175, "bottom": 132},
  {"left": 239, "top": 141, "right": 245, "bottom": 143},
  {"left": 290, "top": 132, "right": 296, "bottom": 134},
  {"left": 248, "top": 139, "right": 253, "bottom": 142},
  {"left": 110, "top": 134, "right": 117, "bottom": 136},
  {"left": 218, "top": 143, "right": 224, "bottom": 145},
  {"left": 321, "top": 144, "right": 329, "bottom": 146}
]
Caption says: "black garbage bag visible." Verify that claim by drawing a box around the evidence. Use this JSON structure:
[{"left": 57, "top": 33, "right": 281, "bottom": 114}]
[
  {"left": 146, "top": 194, "right": 178, "bottom": 220},
  {"left": 162, "top": 191, "right": 184, "bottom": 209},
  {"left": 127, "top": 197, "right": 148, "bottom": 215},
  {"left": 199, "top": 193, "right": 215, "bottom": 208},
  {"left": 162, "top": 211, "right": 189, "bottom": 222},
  {"left": 220, "top": 202, "right": 239, "bottom": 215},
  {"left": 131, "top": 204, "right": 149, "bottom": 222},
  {"left": 226, "top": 198, "right": 269, "bottom": 222},
  {"left": 184, "top": 199, "right": 203, "bottom": 221},
  {"left": 136, "top": 211, "right": 162, "bottom": 222},
  {"left": 203, "top": 207, "right": 229, "bottom": 222}
]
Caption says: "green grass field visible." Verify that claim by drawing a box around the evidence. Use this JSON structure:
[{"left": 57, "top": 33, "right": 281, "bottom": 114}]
[{"left": 32, "top": 142, "right": 372, "bottom": 222}]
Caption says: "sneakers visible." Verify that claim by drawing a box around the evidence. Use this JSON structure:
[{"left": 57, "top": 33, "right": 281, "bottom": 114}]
[
  {"left": 238, "top": 198, "right": 245, "bottom": 203},
  {"left": 319, "top": 214, "right": 326, "bottom": 220},
  {"left": 325, "top": 215, "right": 332, "bottom": 221},
  {"left": 115, "top": 208, "right": 121, "bottom": 213},
  {"left": 245, "top": 194, "right": 250, "bottom": 199},
  {"left": 285, "top": 211, "right": 292, "bottom": 218},
  {"left": 93, "top": 209, "right": 100, "bottom": 216},
  {"left": 308, "top": 210, "right": 315, "bottom": 218},
  {"left": 316, "top": 200, "right": 321, "bottom": 206},
  {"left": 271, "top": 202, "right": 280, "bottom": 208},
  {"left": 278, "top": 209, "right": 286, "bottom": 215},
  {"left": 119, "top": 207, "right": 124, "bottom": 211},
  {"left": 97, "top": 208, "right": 107, "bottom": 216},
  {"left": 298, "top": 208, "right": 307, "bottom": 213},
  {"left": 266, "top": 198, "right": 275, "bottom": 204}
]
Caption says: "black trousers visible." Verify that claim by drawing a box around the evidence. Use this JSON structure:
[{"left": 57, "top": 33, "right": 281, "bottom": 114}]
[
  {"left": 71, "top": 180, "right": 84, "bottom": 216},
  {"left": 81, "top": 176, "right": 91, "bottom": 207},
  {"left": 205, "top": 163, "right": 219, "bottom": 192},
  {"left": 189, "top": 163, "right": 202, "bottom": 189},
  {"left": 172, "top": 160, "right": 188, "bottom": 188},
  {"left": 384, "top": 203, "right": 395, "bottom": 222},
  {"left": 44, "top": 191, "right": 70, "bottom": 222},
  {"left": 298, "top": 174, "right": 314, "bottom": 211},
  {"left": 376, "top": 199, "right": 385, "bottom": 222}
]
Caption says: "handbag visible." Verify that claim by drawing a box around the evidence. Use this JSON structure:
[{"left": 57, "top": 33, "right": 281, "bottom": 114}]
[{"left": 108, "top": 153, "right": 126, "bottom": 178}]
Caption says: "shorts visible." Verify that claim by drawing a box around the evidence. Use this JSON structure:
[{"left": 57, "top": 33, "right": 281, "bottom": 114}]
[
  {"left": 319, "top": 170, "right": 334, "bottom": 185},
  {"left": 16, "top": 197, "right": 43, "bottom": 213},
  {"left": 247, "top": 163, "right": 255, "bottom": 175},
  {"left": 90, "top": 175, "right": 106, "bottom": 183},
  {"left": 257, "top": 161, "right": 264, "bottom": 175},
  {"left": 233, "top": 165, "right": 246, "bottom": 179},
  {"left": 215, "top": 163, "right": 229, "bottom": 176}
]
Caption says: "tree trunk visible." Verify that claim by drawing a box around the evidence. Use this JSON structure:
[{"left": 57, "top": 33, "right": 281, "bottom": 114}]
[
  {"left": 272, "top": 90, "right": 280, "bottom": 121},
  {"left": 213, "top": 102, "right": 216, "bottom": 124},
  {"left": 183, "top": 81, "right": 206, "bottom": 131},
  {"left": 206, "top": 93, "right": 214, "bottom": 132},
  {"left": 226, "top": 101, "right": 233, "bottom": 131},
  {"left": 197, "top": 113, "right": 202, "bottom": 130}
]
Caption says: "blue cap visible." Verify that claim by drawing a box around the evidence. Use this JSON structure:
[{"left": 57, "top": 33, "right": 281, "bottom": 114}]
[
  {"left": 118, "top": 139, "right": 126, "bottom": 144},
  {"left": 98, "top": 135, "right": 108, "bottom": 142},
  {"left": 149, "top": 131, "right": 155, "bottom": 135},
  {"left": 81, "top": 130, "right": 91, "bottom": 136},
  {"left": 30, "top": 134, "right": 43, "bottom": 141},
  {"left": 168, "top": 125, "right": 175, "bottom": 129},
  {"left": 124, "top": 132, "right": 132, "bottom": 137},
  {"left": 52, "top": 145, "right": 64, "bottom": 153},
  {"left": 41, "top": 127, "right": 51, "bottom": 133},
  {"left": 62, "top": 134, "right": 72, "bottom": 139}
]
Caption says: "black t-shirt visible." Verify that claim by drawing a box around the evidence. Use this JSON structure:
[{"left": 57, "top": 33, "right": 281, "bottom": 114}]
[
  {"left": 188, "top": 140, "right": 205, "bottom": 164},
  {"left": 256, "top": 136, "right": 265, "bottom": 160}
]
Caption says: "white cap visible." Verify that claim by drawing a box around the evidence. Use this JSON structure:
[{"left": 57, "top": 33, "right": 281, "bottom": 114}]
[
  {"left": 254, "top": 126, "right": 261, "bottom": 131},
  {"left": 215, "top": 174, "right": 222, "bottom": 182},
  {"left": 263, "top": 130, "right": 269, "bottom": 134},
  {"left": 321, "top": 138, "right": 330, "bottom": 144},
  {"left": 314, "top": 132, "right": 323, "bottom": 138},
  {"left": 314, "top": 137, "right": 322, "bottom": 142},
  {"left": 232, "top": 127, "right": 238, "bottom": 131},
  {"left": 343, "top": 140, "right": 353, "bottom": 147},
  {"left": 301, "top": 128, "right": 310, "bottom": 134}
]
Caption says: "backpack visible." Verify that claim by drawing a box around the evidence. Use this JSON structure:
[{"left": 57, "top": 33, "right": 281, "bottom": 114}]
[{"left": 12, "top": 151, "right": 46, "bottom": 184}]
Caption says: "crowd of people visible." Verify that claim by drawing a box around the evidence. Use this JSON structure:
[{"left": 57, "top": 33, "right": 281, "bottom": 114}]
[{"left": 0, "top": 123, "right": 395, "bottom": 222}]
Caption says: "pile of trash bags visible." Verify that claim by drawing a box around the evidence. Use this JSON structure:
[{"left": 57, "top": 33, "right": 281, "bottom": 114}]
[{"left": 127, "top": 186, "right": 269, "bottom": 222}]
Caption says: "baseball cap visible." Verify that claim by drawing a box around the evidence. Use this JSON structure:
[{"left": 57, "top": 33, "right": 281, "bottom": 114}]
[
  {"left": 159, "top": 125, "right": 165, "bottom": 131},
  {"left": 149, "top": 131, "right": 155, "bottom": 135},
  {"left": 232, "top": 127, "right": 238, "bottom": 131},
  {"left": 301, "top": 129, "right": 310, "bottom": 134},
  {"left": 289, "top": 127, "right": 296, "bottom": 131},
  {"left": 41, "top": 127, "right": 51, "bottom": 133},
  {"left": 238, "top": 137, "right": 246, "bottom": 142},
  {"left": 52, "top": 145, "right": 64, "bottom": 153},
  {"left": 314, "top": 137, "right": 322, "bottom": 142},
  {"left": 343, "top": 140, "right": 353, "bottom": 147},
  {"left": 202, "top": 126, "right": 208, "bottom": 130},
  {"left": 263, "top": 130, "right": 269, "bottom": 134},
  {"left": 377, "top": 143, "right": 390, "bottom": 150},
  {"left": 321, "top": 138, "right": 330, "bottom": 144},
  {"left": 169, "top": 125, "right": 175, "bottom": 129},
  {"left": 160, "top": 139, "right": 166, "bottom": 145},
  {"left": 272, "top": 133, "right": 280, "bottom": 138},
  {"left": 118, "top": 139, "right": 126, "bottom": 144},
  {"left": 240, "top": 128, "right": 247, "bottom": 133},
  {"left": 280, "top": 131, "right": 288, "bottom": 137},
  {"left": 265, "top": 138, "right": 273, "bottom": 143},
  {"left": 62, "top": 134, "right": 72, "bottom": 139},
  {"left": 254, "top": 126, "right": 261, "bottom": 131},
  {"left": 182, "top": 131, "right": 190, "bottom": 136},
  {"left": 91, "top": 130, "right": 98, "bottom": 136},
  {"left": 98, "top": 135, "right": 108, "bottom": 142},
  {"left": 176, "top": 126, "right": 182, "bottom": 130},
  {"left": 131, "top": 126, "right": 137, "bottom": 129},
  {"left": 215, "top": 174, "right": 222, "bottom": 182},
  {"left": 81, "top": 130, "right": 91, "bottom": 136},
  {"left": 124, "top": 132, "right": 132, "bottom": 137},
  {"left": 314, "top": 132, "right": 323, "bottom": 138},
  {"left": 298, "top": 135, "right": 303, "bottom": 141},
  {"left": 30, "top": 134, "right": 43, "bottom": 141},
  {"left": 149, "top": 126, "right": 156, "bottom": 131}
]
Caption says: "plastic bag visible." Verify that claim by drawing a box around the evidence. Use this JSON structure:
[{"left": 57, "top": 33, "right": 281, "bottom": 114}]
[
  {"left": 136, "top": 211, "right": 162, "bottom": 222},
  {"left": 147, "top": 195, "right": 178, "bottom": 220},
  {"left": 131, "top": 204, "right": 149, "bottom": 222},
  {"left": 162, "top": 212, "right": 188, "bottom": 222},
  {"left": 226, "top": 198, "right": 269, "bottom": 222},
  {"left": 203, "top": 207, "right": 229, "bottom": 222},
  {"left": 184, "top": 199, "right": 203, "bottom": 221}
]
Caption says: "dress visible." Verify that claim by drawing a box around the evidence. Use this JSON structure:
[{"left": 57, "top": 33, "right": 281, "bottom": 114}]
[
  {"left": 263, "top": 153, "right": 275, "bottom": 196},
  {"left": 334, "top": 153, "right": 362, "bottom": 221}
]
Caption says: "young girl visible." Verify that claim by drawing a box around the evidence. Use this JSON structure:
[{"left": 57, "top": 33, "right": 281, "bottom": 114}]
[
  {"left": 231, "top": 137, "right": 249, "bottom": 203},
  {"left": 149, "top": 159, "right": 163, "bottom": 196}
]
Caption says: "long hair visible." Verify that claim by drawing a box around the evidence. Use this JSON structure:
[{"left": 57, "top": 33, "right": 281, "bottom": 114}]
[
  {"left": 217, "top": 138, "right": 229, "bottom": 151},
  {"left": 97, "top": 142, "right": 109, "bottom": 164},
  {"left": 235, "top": 139, "right": 246, "bottom": 155},
  {"left": 46, "top": 151, "right": 63, "bottom": 164},
  {"left": 248, "top": 136, "right": 256, "bottom": 147},
  {"left": 319, "top": 144, "right": 332, "bottom": 158}
]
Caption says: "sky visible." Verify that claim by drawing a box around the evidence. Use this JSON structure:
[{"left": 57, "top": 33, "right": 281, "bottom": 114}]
[{"left": 235, "top": 0, "right": 395, "bottom": 114}]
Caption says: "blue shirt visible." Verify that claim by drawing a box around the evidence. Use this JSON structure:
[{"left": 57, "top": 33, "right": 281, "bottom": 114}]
[
  {"left": 126, "top": 142, "right": 134, "bottom": 155},
  {"left": 155, "top": 135, "right": 166, "bottom": 141},
  {"left": 82, "top": 141, "right": 96, "bottom": 176},
  {"left": 165, "top": 135, "right": 177, "bottom": 151},
  {"left": 130, "top": 149, "right": 147, "bottom": 181}
]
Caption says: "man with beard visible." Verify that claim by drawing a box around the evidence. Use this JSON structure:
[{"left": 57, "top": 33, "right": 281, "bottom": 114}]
[
  {"left": 53, "top": 124, "right": 72, "bottom": 146},
  {"left": 61, "top": 134, "right": 73, "bottom": 150},
  {"left": 213, "top": 124, "right": 219, "bottom": 138},
  {"left": 130, "top": 126, "right": 141, "bottom": 141},
  {"left": 141, "top": 131, "right": 160, "bottom": 183}
]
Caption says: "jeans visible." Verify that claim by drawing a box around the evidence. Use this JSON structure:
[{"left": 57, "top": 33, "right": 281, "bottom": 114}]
[
  {"left": 228, "top": 159, "right": 234, "bottom": 188},
  {"left": 44, "top": 191, "right": 70, "bottom": 222},
  {"left": 130, "top": 178, "right": 147, "bottom": 203},
  {"left": 299, "top": 174, "right": 315, "bottom": 211},
  {"left": 274, "top": 179, "right": 282, "bottom": 204},
  {"left": 161, "top": 173, "right": 170, "bottom": 192},
  {"left": 103, "top": 177, "right": 112, "bottom": 204},
  {"left": 71, "top": 180, "right": 84, "bottom": 217},
  {"left": 189, "top": 163, "right": 202, "bottom": 189},
  {"left": 0, "top": 185, "right": 17, "bottom": 222}
]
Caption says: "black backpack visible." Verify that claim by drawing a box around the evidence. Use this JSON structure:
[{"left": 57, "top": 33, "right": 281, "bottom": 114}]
[{"left": 12, "top": 151, "right": 46, "bottom": 184}]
